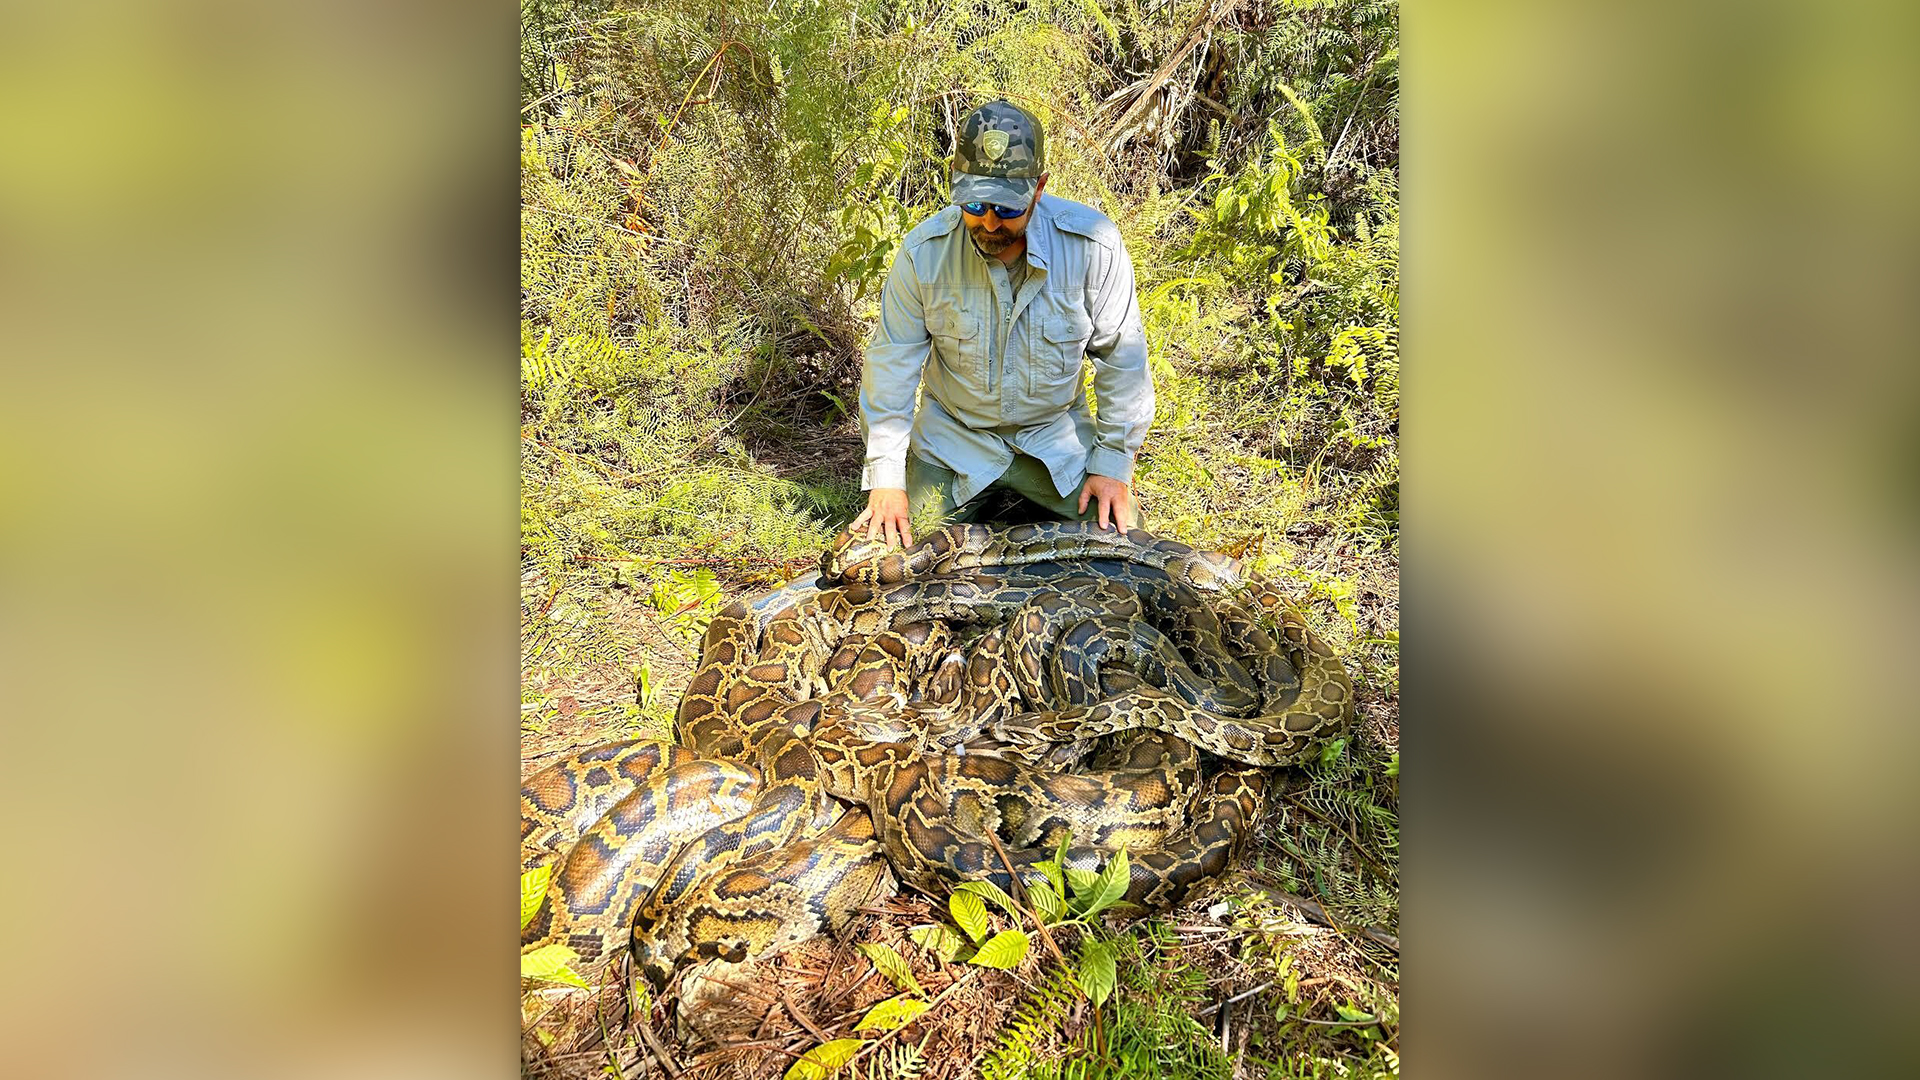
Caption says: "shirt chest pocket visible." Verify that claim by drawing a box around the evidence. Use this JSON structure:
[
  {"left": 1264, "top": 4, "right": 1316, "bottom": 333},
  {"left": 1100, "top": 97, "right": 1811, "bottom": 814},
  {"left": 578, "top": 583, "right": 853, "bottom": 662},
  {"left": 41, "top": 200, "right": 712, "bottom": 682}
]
[
  {"left": 929, "top": 308, "right": 985, "bottom": 383},
  {"left": 1035, "top": 309, "right": 1093, "bottom": 385}
]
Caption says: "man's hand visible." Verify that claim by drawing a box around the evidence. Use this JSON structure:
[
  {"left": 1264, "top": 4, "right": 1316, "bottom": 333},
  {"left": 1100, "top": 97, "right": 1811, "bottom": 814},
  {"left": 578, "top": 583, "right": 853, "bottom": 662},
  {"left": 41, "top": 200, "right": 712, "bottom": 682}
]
[
  {"left": 1077, "top": 474, "right": 1133, "bottom": 532},
  {"left": 851, "top": 487, "right": 914, "bottom": 548}
]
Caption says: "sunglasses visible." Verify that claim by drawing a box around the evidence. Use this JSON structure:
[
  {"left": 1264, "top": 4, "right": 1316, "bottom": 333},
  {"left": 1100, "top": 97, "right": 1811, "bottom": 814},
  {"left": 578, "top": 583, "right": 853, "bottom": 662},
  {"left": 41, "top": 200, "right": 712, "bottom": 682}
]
[{"left": 960, "top": 200, "right": 1031, "bottom": 220}]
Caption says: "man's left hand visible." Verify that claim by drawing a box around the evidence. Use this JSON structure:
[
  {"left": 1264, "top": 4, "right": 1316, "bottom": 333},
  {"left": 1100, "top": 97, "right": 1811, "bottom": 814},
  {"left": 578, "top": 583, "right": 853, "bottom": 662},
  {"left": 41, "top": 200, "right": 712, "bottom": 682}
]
[{"left": 1077, "top": 474, "right": 1133, "bottom": 532}]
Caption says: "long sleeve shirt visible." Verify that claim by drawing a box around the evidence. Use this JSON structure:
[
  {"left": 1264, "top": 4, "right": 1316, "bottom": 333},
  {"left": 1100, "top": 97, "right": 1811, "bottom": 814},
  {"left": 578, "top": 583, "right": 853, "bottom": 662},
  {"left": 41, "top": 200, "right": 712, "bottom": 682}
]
[{"left": 857, "top": 194, "right": 1154, "bottom": 508}]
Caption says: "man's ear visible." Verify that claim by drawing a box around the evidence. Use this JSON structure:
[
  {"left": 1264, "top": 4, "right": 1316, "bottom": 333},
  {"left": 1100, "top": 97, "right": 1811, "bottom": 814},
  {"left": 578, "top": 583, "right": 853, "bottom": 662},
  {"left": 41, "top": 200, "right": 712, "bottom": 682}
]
[{"left": 1034, "top": 173, "right": 1050, "bottom": 200}]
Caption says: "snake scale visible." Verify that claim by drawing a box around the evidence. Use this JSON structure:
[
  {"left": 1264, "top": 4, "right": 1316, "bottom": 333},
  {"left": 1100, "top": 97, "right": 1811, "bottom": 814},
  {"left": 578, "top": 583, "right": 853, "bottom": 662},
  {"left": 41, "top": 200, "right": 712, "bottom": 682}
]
[{"left": 520, "top": 522, "right": 1354, "bottom": 1001}]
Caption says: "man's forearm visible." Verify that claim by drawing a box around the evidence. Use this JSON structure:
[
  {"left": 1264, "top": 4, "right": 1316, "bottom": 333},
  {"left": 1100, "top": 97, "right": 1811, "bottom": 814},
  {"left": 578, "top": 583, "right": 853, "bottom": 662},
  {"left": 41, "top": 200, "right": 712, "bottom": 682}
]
[
  {"left": 1083, "top": 236, "right": 1153, "bottom": 483},
  {"left": 860, "top": 248, "right": 931, "bottom": 490},
  {"left": 858, "top": 390, "right": 914, "bottom": 490},
  {"left": 1086, "top": 349, "right": 1152, "bottom": 483}
]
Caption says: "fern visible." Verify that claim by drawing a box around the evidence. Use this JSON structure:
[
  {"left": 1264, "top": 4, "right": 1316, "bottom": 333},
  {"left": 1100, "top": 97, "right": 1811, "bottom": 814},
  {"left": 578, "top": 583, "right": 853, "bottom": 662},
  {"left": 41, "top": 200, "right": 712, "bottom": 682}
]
[
  {"left": 861, "top": 1042, "right": 929, "bottom": 1080},
  {"left": 1264, "top": 745, "right": 1400, "bottom": 940},
  {"left": 977, "top": 966, "right": 1081, "bottom": 1080}
]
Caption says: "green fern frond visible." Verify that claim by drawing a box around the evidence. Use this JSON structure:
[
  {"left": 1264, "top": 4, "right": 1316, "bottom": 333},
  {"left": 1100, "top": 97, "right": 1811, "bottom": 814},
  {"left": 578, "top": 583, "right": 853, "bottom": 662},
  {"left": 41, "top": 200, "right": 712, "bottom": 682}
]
[
  {"left": 861, "top": 1041, "right": 928, "bottom": 1080},
  {"left": 977, "top": 965, "right": 1080, "bottom": 1080}
]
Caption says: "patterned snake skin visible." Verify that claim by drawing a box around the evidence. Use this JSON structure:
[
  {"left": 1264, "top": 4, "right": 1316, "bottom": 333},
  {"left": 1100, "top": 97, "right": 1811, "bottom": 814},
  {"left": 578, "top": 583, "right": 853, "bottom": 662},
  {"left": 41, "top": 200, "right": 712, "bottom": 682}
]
[{"left": 519, "top": 522, "right": 1354, "bottom": 998}]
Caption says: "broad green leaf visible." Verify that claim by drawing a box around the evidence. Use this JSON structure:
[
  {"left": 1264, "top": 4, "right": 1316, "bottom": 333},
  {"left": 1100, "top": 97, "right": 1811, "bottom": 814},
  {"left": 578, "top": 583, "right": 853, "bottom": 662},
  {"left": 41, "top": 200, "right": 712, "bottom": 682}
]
[
  {"left": 1033, "top": 859, "right": 1065, "bottom": 897},
  {"left": 1028, "top": 881, "right": 1065, "bottom": 925},
  {"left": 855, "top": 942, "right": 923, "bottom": 994},
  {"left": 908, "top": 923, "right": 966, "bottom": 963},
  {"left": 949, "top": 891, "right": 989, "bottom": 943},
  {"left": 854, "top": 994, "right": 930, "bottom": 1033},
  {"left": 783, "top": 1037, "right": 863, "bottom": 1080},
  {"left": 1077, "top": 938, "right": 1117, "bottom": 1006},
  {"left": 520, "top": 865, "right": 552, "bottom": 931},
  {"left": 1064, "top": 864, "right": 1101, "bottom": 895},
  {"left": 1034, "top": 834, "right": 1070, "bottom": 897},
  {"left": 967, "top": 929, "right": 1030, "bottom": 969},
  {"left": 953, "top": 879, "right": 1021, "bottom": 919},
  {"left": 520, "top": 943, "right": 590, "bottom": 989},
  {"left": 1318, "top": 737, "right": 1347, "bottom": 768},
  {"left": 1075, "top": 847, "right": 1131, "bottom": 919}
]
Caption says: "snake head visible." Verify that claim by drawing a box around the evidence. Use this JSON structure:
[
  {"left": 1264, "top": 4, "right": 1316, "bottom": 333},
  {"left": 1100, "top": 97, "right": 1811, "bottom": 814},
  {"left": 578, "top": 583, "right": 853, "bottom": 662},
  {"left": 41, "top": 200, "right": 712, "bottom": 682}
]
[
  {"left": 822, "top": 528, "right": 943, "bottom": 586},
  {"left": 821, "top": 530, "right": 893, "bottom": 581}
]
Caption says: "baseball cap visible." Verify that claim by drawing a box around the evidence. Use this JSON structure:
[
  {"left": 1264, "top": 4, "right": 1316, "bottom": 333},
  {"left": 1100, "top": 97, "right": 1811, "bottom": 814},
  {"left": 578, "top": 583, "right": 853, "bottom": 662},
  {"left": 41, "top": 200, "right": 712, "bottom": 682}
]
[{"left": 950, "top": 100, "right": 1045, "bottom": 208}]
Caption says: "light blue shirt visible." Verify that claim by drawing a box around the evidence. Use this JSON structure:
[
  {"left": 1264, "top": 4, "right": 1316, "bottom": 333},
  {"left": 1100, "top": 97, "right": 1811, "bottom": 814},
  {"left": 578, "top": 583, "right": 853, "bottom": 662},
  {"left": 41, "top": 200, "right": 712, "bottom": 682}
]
[{"left": 858, "top": 195, "right": 1154, "bottom": 507}]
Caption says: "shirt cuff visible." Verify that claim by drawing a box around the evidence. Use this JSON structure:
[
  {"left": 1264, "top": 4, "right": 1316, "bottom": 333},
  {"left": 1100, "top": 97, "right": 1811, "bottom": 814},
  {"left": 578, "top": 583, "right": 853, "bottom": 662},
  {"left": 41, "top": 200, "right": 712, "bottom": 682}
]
[
  {"left": 1085, "top": 446, "right": 1135, "bottom": 485},
  {"left": 863, "top": 458, "right": 908, "bottom": 490}
]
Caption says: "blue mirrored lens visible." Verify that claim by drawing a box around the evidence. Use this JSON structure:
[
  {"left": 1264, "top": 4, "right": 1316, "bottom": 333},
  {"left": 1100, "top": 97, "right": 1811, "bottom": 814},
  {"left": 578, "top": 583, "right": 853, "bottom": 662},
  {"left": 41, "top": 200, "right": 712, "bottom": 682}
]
[{"left": 962, "top": 201, "right": 1028, "bottom": 219}]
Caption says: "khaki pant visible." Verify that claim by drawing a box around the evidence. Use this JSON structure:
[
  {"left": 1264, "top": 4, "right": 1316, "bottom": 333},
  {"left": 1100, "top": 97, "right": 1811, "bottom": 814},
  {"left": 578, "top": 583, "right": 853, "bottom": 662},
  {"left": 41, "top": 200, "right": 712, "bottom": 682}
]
[{"left": 904, "top": 452, "right": 1145, "bottom": 531}]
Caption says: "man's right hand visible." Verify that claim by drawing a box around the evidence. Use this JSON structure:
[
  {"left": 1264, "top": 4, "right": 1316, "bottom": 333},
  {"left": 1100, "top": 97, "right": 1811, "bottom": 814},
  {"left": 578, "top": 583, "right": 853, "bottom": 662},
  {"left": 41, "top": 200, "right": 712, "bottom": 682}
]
[{"left": 850, "top": 487, "right": 914, "bottom": 548}]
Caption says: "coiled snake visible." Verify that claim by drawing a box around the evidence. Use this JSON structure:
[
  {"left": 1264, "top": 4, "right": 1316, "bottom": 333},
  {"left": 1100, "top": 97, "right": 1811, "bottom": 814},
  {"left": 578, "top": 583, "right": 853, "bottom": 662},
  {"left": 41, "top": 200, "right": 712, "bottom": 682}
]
[{"left": 520, "top": 523, "right": 1354, "bottom": 1000}]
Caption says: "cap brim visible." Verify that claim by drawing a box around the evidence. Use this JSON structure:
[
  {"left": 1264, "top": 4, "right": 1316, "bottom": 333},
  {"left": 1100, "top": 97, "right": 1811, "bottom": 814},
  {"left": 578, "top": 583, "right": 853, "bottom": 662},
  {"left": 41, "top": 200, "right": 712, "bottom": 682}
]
[{"left": 951, "top": 171, "right": 1038, "bottom": 208}]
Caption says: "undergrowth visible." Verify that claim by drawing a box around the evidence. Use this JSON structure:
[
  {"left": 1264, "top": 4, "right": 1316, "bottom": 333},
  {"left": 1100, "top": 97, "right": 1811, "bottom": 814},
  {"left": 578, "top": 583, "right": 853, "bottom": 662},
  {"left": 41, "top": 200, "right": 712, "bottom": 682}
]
[{"left": 521, "top": 0, "right": 1397, "bottom": 1075}]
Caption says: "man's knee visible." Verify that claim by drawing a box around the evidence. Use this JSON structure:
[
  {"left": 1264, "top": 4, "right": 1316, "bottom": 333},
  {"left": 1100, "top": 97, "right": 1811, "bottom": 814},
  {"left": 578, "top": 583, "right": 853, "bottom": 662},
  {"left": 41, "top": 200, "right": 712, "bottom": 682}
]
[{"left": 904, "top": 453, "right": 972, "bottom": 528}]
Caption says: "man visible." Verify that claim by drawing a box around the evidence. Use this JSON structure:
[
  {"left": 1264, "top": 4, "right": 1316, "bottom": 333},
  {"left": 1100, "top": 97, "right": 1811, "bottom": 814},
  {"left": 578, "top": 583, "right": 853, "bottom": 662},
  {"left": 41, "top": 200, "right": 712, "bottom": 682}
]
[{"left": 850, "top": 100, "right": 1154, "bottom": 548}]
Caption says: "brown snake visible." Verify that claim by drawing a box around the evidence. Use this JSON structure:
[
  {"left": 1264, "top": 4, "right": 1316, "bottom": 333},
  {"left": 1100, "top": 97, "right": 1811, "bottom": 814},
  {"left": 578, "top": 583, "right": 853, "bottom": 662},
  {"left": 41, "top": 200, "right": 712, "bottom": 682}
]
[{"left": 519, "top": 522, "right": 1354, "bottom": 997}]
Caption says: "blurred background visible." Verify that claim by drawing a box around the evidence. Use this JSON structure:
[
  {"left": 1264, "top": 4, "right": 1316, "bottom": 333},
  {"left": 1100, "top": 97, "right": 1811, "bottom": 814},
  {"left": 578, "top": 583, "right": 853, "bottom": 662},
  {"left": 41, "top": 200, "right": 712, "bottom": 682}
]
[{"left": 0, "top": 0, "right": 1912, "bottom": 1077}]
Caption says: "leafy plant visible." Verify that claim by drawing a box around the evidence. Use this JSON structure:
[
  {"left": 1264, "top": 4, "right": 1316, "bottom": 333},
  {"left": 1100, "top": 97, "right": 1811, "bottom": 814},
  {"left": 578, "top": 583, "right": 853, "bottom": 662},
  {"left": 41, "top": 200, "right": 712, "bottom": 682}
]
[
  {"left": 785, "top": 1037, "right": 862, "bottom": 1080},
  {"left": 520, "top": 943, "right": 590, "bottom": 990},
  {"left": 520, "top": 865, "right": 552, "bottom": 931}
]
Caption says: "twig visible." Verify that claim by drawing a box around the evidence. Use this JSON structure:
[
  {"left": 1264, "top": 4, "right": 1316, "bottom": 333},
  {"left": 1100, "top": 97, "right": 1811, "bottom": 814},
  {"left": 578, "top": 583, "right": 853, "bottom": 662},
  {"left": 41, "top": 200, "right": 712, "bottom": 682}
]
[
  {"left": 628, "top": 41, "right": 745, "bottom": 212},
  {"left": 1196, "top": 980, "right": 1274, "bottom": 1018},
  {"left": 981, "top": 827, "right": 1071, "bottom": 965},
  {"left": 1243, "top": 880, "right": 1399, "bottom": 953},
  {"left": 632, "top": 1021, "right": 682, "bottom": 1079},
  {"left": 753, "top": 996, "right": 783, "bottom": 1039},
  {"left": 823, "top": 955, "right": 879, "bottom": 1009},
  {"left": 1102, "top": 0, "right": 1242, "bottom": 149},
  {"left": 781, "top": 990, "right": 832, "bottom": 1044}
]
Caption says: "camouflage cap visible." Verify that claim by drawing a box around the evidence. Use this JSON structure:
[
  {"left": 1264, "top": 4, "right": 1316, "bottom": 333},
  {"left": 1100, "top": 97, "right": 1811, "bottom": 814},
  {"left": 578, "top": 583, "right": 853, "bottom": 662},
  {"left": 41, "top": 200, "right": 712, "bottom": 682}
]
[{"left": 950, "top": 100, "right": 1045, "bottom": 208}]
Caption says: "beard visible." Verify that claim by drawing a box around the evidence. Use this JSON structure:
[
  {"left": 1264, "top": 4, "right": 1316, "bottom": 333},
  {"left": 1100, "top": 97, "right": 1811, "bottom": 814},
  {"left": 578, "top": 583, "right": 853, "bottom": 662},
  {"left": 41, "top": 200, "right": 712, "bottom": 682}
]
[{"left": 967, "top": 223, "right": 1019, "bottom": 256}]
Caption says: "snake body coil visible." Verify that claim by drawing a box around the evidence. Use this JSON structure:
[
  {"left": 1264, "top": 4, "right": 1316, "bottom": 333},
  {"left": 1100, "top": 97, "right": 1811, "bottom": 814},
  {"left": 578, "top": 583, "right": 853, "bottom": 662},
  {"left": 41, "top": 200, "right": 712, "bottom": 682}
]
[{"left": 520, "top": 523, "right": 1353, "bottom": 999}]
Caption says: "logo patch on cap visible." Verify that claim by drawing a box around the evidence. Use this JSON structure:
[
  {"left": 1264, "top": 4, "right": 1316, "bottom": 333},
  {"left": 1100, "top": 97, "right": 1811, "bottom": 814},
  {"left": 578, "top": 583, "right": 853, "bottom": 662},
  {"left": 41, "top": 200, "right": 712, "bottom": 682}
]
[{"left": 980, "top": 130, "right": 1009, "bottom": 163}]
